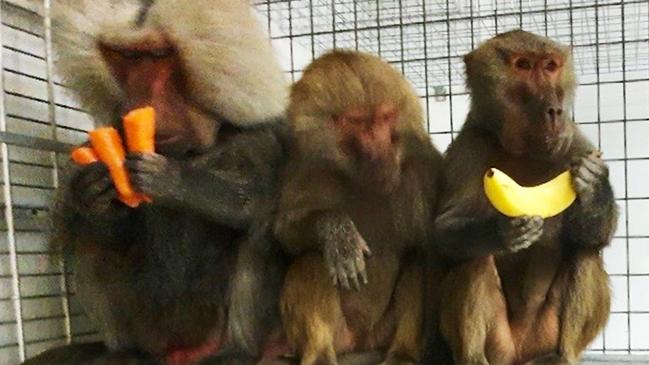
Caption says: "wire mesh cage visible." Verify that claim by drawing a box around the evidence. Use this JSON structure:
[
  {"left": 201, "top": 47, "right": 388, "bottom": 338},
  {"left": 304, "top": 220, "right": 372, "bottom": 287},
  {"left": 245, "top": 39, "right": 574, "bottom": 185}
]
[{"left": 0, "top": 0, "right": 647, "bottom": 363}]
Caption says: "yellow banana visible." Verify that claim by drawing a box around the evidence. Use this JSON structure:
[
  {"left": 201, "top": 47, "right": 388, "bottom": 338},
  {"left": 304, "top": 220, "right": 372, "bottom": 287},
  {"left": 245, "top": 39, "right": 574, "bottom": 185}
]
[{"left": 483, "top": 168, "right": 576, "bottom": 218}]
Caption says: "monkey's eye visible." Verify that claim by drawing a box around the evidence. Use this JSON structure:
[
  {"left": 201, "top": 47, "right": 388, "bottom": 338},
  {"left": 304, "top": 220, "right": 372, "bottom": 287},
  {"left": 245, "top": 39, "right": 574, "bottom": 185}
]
[
  {"left": 350, "top": 117, "right": 365, "bottom": 125},
  {"left": 515, "top": 58, "right": 532, "bottom": 70},
  {"left": 545, "top": 60, "right": 559, "bottom": 72},
  {"left": 150, "top": 47, "right": 173, "bottom": 58},
  {"left": 120, "top": 49, "right": 141, "bottom": 59}
]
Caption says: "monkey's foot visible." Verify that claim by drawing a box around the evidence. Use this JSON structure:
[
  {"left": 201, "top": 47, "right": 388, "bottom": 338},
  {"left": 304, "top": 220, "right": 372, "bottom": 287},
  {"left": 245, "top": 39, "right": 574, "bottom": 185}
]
[
  {"left": 90, "top": 351, "right": 159, "bottom": 365},
  {"left": 378, "top": 357, "right": 416, "bottom": 365},
  {"left": 198, "top": 354, "right": 258, "bottom": 365},
  {"left": 166, "top": 337, "right": 222, "bottom": 365}
]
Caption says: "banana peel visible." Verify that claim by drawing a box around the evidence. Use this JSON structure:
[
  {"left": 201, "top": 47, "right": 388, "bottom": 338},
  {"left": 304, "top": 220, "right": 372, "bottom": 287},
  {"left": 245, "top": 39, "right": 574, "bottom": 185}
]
[{"left": 484, "top": 168, "right": 576, "bottom": 218}]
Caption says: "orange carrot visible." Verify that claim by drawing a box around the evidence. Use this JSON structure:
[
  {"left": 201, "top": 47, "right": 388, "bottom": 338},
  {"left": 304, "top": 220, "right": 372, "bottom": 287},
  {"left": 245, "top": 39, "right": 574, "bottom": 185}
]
[
  {"left": 124, "top": 106, "right": 156, "bottom": 153},
  {"left": 123, "top": 106, "right": 156, "bottom": 203},
  {"left": 71, "top": 147, "right": 99, "bottom": 165},
  {"left": 89, "top": 127, "right": 141, "bottom": 208}
]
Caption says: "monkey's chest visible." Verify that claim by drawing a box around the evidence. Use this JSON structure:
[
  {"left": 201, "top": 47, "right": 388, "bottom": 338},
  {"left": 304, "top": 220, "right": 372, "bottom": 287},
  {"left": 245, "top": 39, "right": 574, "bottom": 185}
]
[
  {"left": 344, "top": 192, "right": 419, "bottom": 253},
  {"left": 495, "top": 217, "right": 565, "bottom": 318},
  {"left": 126, "top": 211, "right": 237, "bottom": 344}
]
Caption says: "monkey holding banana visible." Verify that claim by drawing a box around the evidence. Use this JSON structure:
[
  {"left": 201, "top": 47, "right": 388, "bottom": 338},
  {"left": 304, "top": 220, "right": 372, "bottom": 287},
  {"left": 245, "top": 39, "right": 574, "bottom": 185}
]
[{"left": 430, "top": 30, "right": 617, "bottom": 365}]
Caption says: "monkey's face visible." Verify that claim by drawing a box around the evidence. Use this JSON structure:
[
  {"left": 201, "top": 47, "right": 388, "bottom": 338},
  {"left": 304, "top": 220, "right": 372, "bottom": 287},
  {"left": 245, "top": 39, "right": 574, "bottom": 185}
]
[
  {"left": 465, "top": 30, "right": 577, "bottom": 158},
  {"left": 500, "top": 50, "right": 574, "bottom": 157},
  {"left": 99, "top": 33, "right": 218, "bottom": 160},
  {"left": 334, "top": 102, "right": 402, "bottom": 192},
  {"left": 53, "top": 0, "right": 289, "bottom": 159}
]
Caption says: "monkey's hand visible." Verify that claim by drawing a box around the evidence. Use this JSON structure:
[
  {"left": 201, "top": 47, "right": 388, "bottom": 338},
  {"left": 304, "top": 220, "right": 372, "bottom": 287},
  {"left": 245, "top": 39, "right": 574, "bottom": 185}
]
[
  {"left": 571, "top": 151, "right": 608, "bottom": 206},
  {"left": 125, "top": 152, "right": 256, "bottom": 228},
  {"left": 125, "top": 152, "right": 181, "bottom": 201},
  {"left": 68, "top": 162, "right": 130, "bottom": 221},
  {"left": 498, "top": 215, "right": 543, "bottom": 254},
  {"left": 317, "top": 213, "right": 372, "bottom": 291}
]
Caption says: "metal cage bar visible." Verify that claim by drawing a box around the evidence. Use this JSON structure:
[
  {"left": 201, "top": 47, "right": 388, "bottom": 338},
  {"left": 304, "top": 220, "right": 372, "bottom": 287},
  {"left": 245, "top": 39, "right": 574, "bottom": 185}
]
[{"left": 0, "top": 2, "right": 26, "bottom": 362}]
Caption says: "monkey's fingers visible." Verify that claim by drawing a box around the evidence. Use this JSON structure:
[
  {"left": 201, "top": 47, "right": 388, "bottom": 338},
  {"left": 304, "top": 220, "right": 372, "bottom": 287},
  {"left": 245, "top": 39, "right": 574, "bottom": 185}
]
[
  {"left": 345, "top": 260, "right": 361, "bottom": 291},
  {"left": 581, "top": 154, "right": 608, "bottom": 178},
  {"left": 73, "top": 162, "right": 110, "bottom": 187},
  {"left": 92, "top": 186, "right": 119, "bottom": 207},
  {"left": 573, "top": 159, "right": 598, "bottom": 182},
  {"left": 79, "top": 174, "right": 114, "bottom": 202},
  {"left": 357, "top": 235, "right": 372, "bottom": 257},
  {"left": 129, "top": 171, "right": 155, "bottom": 195},
  {"left": 527, "top": 215, "right": 544, "bottom": 228},
  {"left": 510, "top": 216, "right": 529, "bottom": 228},
  {"left": 125, "top": 153, "right": 164, "bottom": 174},
  {"left": 355, "top": 255, "right": 368, "bottom": 285},
  {"left": 510, "top": 225, "right": 543, "bottom": 250},
  {"left": 327, "top": 266, "right": 338, "bottom": 286},
  {"left": 573, "top": 176, "right": 595, "bottom": 198},
  {"left": 336, "top": 263, "right": 351, "bottom": 290},
  {"left": 591, "top": 150, "right": 604, "bottom": 159}
]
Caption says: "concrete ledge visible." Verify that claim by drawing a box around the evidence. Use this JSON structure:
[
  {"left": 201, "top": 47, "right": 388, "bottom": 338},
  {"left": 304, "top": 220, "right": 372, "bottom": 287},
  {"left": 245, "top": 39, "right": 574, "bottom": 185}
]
[{"left": 582, "top": 355, "right": 649, "bottom": 364}]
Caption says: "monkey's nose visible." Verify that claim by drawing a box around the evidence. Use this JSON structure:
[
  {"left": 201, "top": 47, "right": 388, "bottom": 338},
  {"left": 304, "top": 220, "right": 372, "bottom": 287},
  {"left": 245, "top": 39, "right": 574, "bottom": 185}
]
[
  {"left": 546, "top": 107, "right": 564, "bottom": 132},
  {"left": 547, "top": 107, "right": 562, "bottom": 121}
]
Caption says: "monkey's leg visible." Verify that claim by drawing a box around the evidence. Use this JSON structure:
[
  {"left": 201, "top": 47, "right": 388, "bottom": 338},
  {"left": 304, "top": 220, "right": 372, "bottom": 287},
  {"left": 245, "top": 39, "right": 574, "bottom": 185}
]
[
  {"left": 439, "top": 256, "right": 515, "bottom": 365},
  {"left": 228, "top": 230, "right": 285, "bottom": 357},
  {"left": 380, "top": 260, "right": 424, "bottom": 365},
  {"left": 543, "top": 252, "right": 610, "bottom": 365},
  {"left": 21, "top": 342, "right": 107, "bottom": 365},
  {"left": 521, "top": 252, "right": 610, "bottom": 365},
  {"left": 280, "top": 254, "right": 346, "bottom": 365},
  {"left": 521, "top": 354, "right": 570, "bottom": 365}
]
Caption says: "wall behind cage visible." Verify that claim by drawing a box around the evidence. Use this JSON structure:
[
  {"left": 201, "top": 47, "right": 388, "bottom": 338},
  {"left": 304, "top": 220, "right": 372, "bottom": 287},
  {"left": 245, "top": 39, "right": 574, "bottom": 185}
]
[
  {"left": 254, "top": 0, "right": 649, "bottom": 355},
  {"left": 0, "top": 2, "right": 98, "bottom": 364}
]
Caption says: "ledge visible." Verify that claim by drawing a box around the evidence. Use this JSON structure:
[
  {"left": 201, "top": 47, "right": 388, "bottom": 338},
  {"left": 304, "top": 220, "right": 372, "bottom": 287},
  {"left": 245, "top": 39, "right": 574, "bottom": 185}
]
[{"left": 582, "top": 355, "right": 649, "bottom": 364}]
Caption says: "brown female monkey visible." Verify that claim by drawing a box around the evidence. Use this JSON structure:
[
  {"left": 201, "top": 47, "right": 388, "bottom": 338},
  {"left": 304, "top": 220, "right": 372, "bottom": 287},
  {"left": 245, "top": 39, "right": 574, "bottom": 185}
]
[
  {"left": 430, "top": 30, "right": 617, "bottom": 365},
  {"left": 274, "top": 50, "right": 443, "bottom": 365},
  {"left": 24, "top": 1, "right": 288, "bottom": 364}
]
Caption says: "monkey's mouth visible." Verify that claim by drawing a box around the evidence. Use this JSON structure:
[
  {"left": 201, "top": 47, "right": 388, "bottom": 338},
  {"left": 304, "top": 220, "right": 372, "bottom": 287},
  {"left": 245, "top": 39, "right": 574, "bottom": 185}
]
[
  {"left": 542, "top": 132, "right": 572, "bottom": 157},
  {"left": 156, "top": 135, "right": 181, "bottom": 145},
  {"left": 155, "top": 136, "right": 202, "bottom": 159}
]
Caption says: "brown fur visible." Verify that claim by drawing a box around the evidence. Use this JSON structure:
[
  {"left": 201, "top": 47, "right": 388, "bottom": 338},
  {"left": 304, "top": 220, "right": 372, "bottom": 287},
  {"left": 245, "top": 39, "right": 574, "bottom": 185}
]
[
  {"left": 431, "top": 30, "right": 616, "bottom": 365},
  {"left": 274, "top": 50, "right": 443, "bottom": 365}
]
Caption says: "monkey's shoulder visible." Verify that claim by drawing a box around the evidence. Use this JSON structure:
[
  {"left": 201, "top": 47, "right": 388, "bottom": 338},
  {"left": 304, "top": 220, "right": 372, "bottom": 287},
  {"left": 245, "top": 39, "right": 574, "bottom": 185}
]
[{"left": 193, "top": 119, "right": 288, "bottom": 170}]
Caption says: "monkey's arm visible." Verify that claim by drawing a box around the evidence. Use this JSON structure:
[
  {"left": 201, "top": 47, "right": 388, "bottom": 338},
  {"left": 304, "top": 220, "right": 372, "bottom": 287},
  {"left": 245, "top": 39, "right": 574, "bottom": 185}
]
[
  {"left": 274, "top": 164, "right": 346, "bottom": 255},
  {"left": 434, "top": 128, "right": 543, "bottom": 259},
  {"left": 126, "top": 126, "right": 284, "bottom": 229},
  {"left": 50, "top": 162, "right": 140, "bottom": 251},
  {"left": 274, "top": 166, "right": 371, "bottom": 289},
  {"left": 563, "top": 152, "right": 618, "bottom": 250}
]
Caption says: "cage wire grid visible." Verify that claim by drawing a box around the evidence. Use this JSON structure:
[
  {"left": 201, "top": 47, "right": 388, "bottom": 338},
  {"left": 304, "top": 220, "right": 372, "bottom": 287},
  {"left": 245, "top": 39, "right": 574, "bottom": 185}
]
[{"left": 0, "top": 0, "right": 645, "bottom": 363}]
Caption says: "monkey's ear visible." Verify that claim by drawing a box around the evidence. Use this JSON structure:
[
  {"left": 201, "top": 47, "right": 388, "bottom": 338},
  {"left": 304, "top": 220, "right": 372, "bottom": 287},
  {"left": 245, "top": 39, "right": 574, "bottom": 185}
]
[
  {"left": 463, "top": 53, "right": 472, "bottom": 65},
  {"left": 463, "top": 52, "right": 475, "bottom": 77},
  {"left": 463, "top": 52, "right": 474, "bottom": 67}
]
